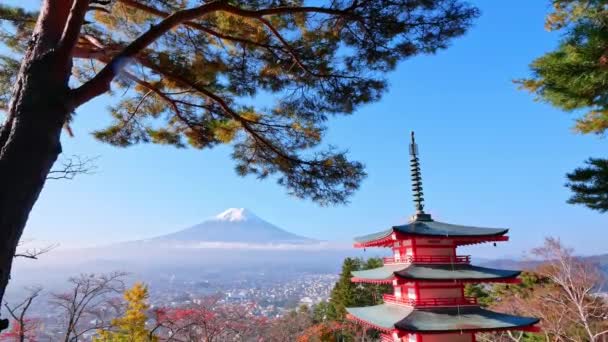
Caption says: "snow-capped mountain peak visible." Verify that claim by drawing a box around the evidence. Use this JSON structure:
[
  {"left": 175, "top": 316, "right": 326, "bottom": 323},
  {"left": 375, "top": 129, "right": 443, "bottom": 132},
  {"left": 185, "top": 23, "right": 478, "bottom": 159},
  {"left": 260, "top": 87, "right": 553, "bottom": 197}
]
[
  {"left": 149, "top": 208, "right": 315, "bottom": 244},
  {"left": 213, "top": 208, "right": 257, "bottom": 222}
]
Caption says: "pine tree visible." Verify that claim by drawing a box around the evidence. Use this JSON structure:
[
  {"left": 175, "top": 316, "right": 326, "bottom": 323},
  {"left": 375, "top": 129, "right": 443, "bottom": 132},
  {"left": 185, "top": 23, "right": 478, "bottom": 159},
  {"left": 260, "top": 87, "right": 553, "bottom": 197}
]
[
  {"left": 517, "top": 0, "right": 608, "bottom": 212},
  {"left": 93, "top": 283, "right": 157, "bottom": 342},
  {"left": 517, "top": 1, "right": 608, "bottom": 135},
  {"left": 328, "top": 257, "right": 391, "bottom": 321},
  {"left": 566, "top": 158, "right": 608, "bottom": 212},
  {"left": 0, "top": 0, "right": 479, "bottom": 329}
]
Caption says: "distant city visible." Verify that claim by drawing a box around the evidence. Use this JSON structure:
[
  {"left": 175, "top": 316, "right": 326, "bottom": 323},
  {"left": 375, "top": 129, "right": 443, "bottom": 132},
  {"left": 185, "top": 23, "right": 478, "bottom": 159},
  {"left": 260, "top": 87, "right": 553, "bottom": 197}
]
[
  {"left": 7, "top": 209, "right": 350, "bottom": 340},
  {"left": 28, "top": 270, "right": 338, "bottom": 340},
  {"left": 7, "top": 208, "right": 607, "bottom": 340}
]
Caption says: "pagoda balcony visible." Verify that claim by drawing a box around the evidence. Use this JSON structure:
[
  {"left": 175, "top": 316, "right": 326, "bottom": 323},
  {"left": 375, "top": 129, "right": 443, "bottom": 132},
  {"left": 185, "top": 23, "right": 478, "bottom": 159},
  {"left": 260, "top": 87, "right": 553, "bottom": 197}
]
[
  {"left": 383, "top": 255, "right": 471, "bottom": 265},
  {"left": 383, "top": 294, "right": 478, "bottom": 307}
]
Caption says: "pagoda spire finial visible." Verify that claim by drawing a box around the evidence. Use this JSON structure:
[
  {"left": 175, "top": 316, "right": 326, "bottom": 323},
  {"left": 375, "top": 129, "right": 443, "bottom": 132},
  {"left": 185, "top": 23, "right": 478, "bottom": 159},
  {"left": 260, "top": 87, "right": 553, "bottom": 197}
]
[{"left": 409, "top": 132, "right": 431, "bottom": 221}]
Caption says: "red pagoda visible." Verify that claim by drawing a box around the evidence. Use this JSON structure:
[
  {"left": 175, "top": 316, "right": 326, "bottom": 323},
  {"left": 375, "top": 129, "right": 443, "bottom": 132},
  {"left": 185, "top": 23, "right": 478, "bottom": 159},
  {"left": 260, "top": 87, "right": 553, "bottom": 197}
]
[{"left": 346, "top": 132, "right": 540, "bottom": 342}]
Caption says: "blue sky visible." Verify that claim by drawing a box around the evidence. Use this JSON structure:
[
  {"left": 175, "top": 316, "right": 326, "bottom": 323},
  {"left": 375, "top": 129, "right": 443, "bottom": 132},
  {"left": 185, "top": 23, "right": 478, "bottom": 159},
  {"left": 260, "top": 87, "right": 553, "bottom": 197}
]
[{"left": 8, "top": 0, "right": 606, "bottom": 258}]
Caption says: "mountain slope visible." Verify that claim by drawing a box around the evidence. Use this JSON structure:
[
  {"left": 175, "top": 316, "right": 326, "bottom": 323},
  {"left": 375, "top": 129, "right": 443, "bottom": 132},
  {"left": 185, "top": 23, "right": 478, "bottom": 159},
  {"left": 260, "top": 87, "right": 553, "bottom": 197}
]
[{"left": 150, "top": 208, "right": 317, "bottom": 244}]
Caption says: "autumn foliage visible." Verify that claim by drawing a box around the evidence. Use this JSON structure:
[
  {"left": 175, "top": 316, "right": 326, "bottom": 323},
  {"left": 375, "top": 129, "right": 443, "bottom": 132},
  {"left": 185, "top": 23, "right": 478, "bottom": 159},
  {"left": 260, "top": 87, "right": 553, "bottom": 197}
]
[
  {"left": 152, "top": 296, "right": 268, "bottom": 341},
  {"left": 0, "top": 319, "right": 39, "bottom": 342}
]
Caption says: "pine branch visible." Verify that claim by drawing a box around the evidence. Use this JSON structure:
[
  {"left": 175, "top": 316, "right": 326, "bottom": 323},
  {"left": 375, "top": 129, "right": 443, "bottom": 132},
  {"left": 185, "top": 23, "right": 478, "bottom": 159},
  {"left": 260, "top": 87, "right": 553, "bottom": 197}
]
[
  {"left": 115, "top": 0, "right": 282, "bottom": 50},
  {"left": 69, "top": 1, "right": 358, "bottom": 108}
]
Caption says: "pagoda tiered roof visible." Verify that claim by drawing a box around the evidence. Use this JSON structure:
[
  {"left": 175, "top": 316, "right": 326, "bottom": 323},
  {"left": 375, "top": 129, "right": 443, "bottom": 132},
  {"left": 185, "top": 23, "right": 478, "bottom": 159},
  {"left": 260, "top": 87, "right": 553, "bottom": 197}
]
[
  {"left": 351, "top": 264, "right": 521, "bottom": 283},
  {"left": 354, "top": 218, "right": 509, "bottom": 248},
  {"left": 346, "top": 304, "right": 540, "bottom": 333},
  {"left": 346, "top": 132, "right": 541, "bottom": 339}
]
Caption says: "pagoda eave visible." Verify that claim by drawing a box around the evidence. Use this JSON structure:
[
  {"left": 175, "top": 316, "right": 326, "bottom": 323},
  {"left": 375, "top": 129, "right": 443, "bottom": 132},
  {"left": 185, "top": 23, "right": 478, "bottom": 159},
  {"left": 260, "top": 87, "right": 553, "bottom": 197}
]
[
  {"left": 351, "top": 277, "right": 394, "bottom": 284},
  {"left": 351, "top": 276, "right": 521, "bottom": 284},
  {"left": 346, "top": 314, "right": 393, "bottom": 333},
  {"left": 401, "top": 324, "right": 542, "bottom": 335},
  {"left": 351, "top": 264, "right": 522, "bottom": 284},
  {"left": 354, "top": 231, "right": 509, "bottom": 248},
  {"left": 346, "top": 304, "right": 540, "bottom": 336},
  {"left": 396, "top": 277, "right": 522, "bottom": 284}
]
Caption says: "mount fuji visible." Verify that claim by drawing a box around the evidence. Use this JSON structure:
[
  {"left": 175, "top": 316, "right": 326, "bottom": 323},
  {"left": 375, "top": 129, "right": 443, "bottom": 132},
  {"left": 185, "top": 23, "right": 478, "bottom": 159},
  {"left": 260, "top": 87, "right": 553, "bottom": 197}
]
[
  {"left": 8, "top": 208, "right": 357, "bottom": 292},
  {"left": 147, "top": 208, "right": 317, "bottom": 245}
]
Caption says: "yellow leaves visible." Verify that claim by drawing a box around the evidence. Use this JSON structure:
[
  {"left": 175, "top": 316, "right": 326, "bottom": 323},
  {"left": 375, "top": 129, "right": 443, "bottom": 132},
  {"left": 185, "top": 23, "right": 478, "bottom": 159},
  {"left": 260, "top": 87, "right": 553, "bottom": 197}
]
[
  {"left": 93, "top": 283, "right": 157, "bottom": 342},
  {"left": 147, "top": 128, "right": 182, "bottom": 146},
  {"left": 163, "top": 78, "right": 182, "bottom": 90},
  {"left": 116, "top": 3, "right": 155, "bottom": 25},
  {"left": 94, "top": 3, "right": 154, "bottom": 31},
  {"left": 545, "top": 1, "right": 600, "bottom": 31},
  {"left": 545, "top": 13, "right": 566, "bottom": 31},
  {"left": 213, "top": 12, "right": 265, "bottom": 40},
  {"left": 260, "top": 64, "right": 282, "bottom": 78},
  {"left": 291, "top": 122, "right": 321, "bottom": 142},
  {"left": 212, "top": 119, "right": 241, "bottom": 143},
  {"left": 190, "top": 55, "right": 227, "bottom": 83},
  {"left": 240, "top": 110, "right": 261, "bottom": 123},
  {"left": 574, "top": 110, "right": 608, "bottom": 134},
  {"left": 121, "top": 282, "right": 150, "bottom": 324},
  {"left": 323, "top": 158, "right": 334, "bottom": 168},
  {"left": 134, "top": 84, "right": 148, "bottom": 93},
  {"left": 513, "top": 78, "right": 542, "bottom": 93},
  {"left": 146, "top": 98, "right": 166, "bottom": 117},
  {"left": 293, "top": 12, "right": 308, "bottom": 33},
  {"left": 184, "top": 128, "right": 210, "bottom": 149},
  {"left": 94, "top": 9, "right": 118, "bottom": 30}
]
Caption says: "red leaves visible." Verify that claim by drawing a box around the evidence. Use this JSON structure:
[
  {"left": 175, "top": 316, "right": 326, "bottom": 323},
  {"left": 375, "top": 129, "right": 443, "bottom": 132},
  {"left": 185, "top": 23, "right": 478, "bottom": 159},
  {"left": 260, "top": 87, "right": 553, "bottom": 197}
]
[
  {"left": 0, "top": 319, "right": 39, "bottom": 342},
  {"left": 152, "top": 296, "right": 268, "bottom": 341}
]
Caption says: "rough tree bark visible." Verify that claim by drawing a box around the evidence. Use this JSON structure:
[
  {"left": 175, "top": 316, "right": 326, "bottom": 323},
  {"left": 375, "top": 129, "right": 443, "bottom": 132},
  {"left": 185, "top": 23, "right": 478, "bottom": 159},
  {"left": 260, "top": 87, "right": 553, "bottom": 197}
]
[{"left": 0, "top": 0, "right": 88, "bottom": 329}]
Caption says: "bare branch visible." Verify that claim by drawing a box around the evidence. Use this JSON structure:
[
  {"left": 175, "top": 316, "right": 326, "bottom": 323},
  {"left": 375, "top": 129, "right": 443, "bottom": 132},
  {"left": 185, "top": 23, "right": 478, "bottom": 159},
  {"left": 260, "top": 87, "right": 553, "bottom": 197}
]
[
  {"left": 50, "top": 272, "right": 127, "bottom": 341},
  {"left": 532, "top": 237, "right": 608, "bottom": 342},
  {"left": 3, "top": 287, "right": 42, "bottom": 341},
  {"left": 14, "top": 241, "right": 58, "bottom": 260},
  {"left": 47, "top": 155, "right": 98, "bottom": 180}
]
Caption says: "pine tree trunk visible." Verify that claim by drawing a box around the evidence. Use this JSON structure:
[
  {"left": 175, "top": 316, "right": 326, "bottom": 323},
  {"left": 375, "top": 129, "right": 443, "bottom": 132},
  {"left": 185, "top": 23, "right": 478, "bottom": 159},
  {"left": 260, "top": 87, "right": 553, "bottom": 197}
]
[{"left": 0, "top": 0, "right": 78, "bottom": 331}]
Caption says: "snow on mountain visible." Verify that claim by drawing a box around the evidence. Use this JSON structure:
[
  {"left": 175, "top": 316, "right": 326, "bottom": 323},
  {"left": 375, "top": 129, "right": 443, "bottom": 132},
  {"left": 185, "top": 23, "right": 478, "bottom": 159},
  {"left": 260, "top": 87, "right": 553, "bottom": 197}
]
[
  {"left": 148, "top": 208, "right": 317, "bottom": 245},
  {"left": 211, "top": 208, "right": 260, "bottom": 223}
]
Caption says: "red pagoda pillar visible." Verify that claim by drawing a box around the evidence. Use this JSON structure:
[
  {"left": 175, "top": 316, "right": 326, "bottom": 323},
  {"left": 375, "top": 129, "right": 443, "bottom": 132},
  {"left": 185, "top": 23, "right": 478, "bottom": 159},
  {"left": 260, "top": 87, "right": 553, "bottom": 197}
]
[{"left": 346, "top": 133, "right": 540, "bottom": 342}]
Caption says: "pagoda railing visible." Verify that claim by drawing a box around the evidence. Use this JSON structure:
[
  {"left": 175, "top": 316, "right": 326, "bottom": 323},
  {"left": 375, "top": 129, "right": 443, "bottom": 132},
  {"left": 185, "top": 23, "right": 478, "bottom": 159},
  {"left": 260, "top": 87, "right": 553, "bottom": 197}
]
[
  {"left": 380, "top": 334, "right": 395, "bottom": 342},
  {"left": 383, "top": 255, "right": 471, "bottom": 264},
  {"left": 383, "top": 294, "right": 478, "bottom": 307}
]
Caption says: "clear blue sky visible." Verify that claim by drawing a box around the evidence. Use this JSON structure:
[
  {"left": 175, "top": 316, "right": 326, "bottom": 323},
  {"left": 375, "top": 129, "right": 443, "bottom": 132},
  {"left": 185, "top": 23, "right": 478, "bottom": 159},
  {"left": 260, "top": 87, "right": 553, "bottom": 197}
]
[{"left": 9, "top": 0, "right": 606, "bottom": 258}]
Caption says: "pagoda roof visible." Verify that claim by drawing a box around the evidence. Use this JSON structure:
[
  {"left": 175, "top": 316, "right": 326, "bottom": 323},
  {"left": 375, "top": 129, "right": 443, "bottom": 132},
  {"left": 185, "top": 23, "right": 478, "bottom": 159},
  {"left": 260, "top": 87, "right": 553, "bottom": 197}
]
[
  {"left": 346, "top": 304, "right": 539, "bottom": 333},
  {"left": 351, "top": 264, "right": 520, "bottom": 283},
  {"left": 354, "top": 219, "right": 508, "bottom": 247}
]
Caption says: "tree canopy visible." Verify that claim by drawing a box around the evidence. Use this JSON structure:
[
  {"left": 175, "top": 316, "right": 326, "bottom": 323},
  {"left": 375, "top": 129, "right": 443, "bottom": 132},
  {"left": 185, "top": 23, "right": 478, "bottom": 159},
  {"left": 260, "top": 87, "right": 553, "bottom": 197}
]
[
  {"left": 94, "top": 282, "right": 157, "bottom": 341},
  {"left": 0, "top": 0, "right": 479, "bottom": 205},
  {"left": 517, "top": 0, "right": 608, "bottom": 212},
  {"left": 327, "top": 257, "right": 390, "bottom": 321},
  {"left": 517, "top": 0, "right": 608, "bottom": 135},
  {"left": 566, "top": 158, "right": 608, "bottom": 212}
]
